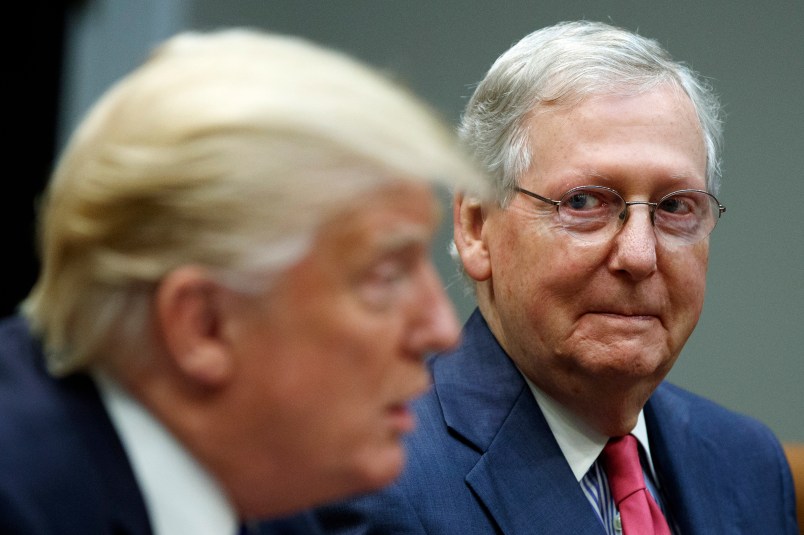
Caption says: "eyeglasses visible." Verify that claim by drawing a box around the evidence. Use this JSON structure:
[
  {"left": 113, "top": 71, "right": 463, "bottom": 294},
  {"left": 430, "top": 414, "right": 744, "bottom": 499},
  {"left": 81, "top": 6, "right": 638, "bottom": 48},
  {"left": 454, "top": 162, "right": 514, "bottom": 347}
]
[{"left": 514, "top": 185, "right": 726, "bottom": 246}]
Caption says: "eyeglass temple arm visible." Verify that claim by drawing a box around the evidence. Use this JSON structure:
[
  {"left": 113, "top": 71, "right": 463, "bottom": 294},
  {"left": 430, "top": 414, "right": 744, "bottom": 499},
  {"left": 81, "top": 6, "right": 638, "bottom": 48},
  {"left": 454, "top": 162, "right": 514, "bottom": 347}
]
[{"left": 513, "top": 187, "right": 560, "bottom": 207}]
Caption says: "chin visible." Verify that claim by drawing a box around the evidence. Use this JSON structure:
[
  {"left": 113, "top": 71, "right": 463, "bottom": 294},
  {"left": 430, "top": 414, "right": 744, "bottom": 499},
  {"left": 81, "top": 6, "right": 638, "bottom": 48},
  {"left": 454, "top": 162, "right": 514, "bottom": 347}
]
[
  {"left": 574, "top": 339, "right": 670, "bottom": 374},
  {"left": 250, "top": 445, "right": 406, "bottom": 517},
  {"left": 349, "top": 442, "right": 406, "bottom": 494}
]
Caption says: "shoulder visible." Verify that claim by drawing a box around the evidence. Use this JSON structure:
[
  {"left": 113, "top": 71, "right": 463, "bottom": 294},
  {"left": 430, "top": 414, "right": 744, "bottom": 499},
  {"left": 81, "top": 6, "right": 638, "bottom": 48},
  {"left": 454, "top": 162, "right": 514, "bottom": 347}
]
[
  {"left": 649, "top": 382, "right": 798, "bottom": 532},
  {"left": 650, "top": 381, "right": 781, "bottom": 443},
  {"left": 0, "top": 314, "right": 43, "bottom": 372},
  {"left": 649, "top": 381, "right": 789, "bottom": 464},
  {"left": 0, "top": 315, "right": 61, "bottom": 448},
  {"left": 651, "top": 383, "right": 790, "bottom": 472},
  {"left": 0, "top": 317, "right": 83, "bottom": 526},
  {"left": 0, "top": 316, "right": 149, "bottom": 534},
  {"left": 0, "top": 315, "right": 69, "bottom": 438}
]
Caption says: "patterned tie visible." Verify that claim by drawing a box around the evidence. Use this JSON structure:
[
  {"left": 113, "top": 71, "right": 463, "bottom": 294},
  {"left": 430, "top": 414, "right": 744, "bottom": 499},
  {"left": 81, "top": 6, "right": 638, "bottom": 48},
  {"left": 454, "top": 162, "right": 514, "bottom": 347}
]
[{"left": 601, "top": 435, "right": 672, "bottom": 535}]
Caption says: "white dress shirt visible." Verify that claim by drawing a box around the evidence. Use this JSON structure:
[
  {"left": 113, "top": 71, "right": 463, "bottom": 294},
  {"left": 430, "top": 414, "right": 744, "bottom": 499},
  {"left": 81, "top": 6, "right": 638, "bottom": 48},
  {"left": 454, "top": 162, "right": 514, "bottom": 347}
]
[
  {"left": 523, "top": 375, "right": 660, "bottom": 483},
  {"left": 523, "top": 375, "right": 674, "bottom": 534},
  {"left": 94, "top": 372, "right": 239, "bottom": 535}
]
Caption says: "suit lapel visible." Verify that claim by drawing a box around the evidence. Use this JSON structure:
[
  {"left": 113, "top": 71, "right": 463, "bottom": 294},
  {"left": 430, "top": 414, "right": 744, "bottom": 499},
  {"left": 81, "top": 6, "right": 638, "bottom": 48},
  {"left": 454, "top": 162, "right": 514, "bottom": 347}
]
[
  {"left": 646, "top": 384, "right": 735, "bottom": 534},
  {"left": 59, "top": 371, "right": 154, "bottom": 534},
  {"left": 434, "top": 311, "right": 605, "bottom": 534}
]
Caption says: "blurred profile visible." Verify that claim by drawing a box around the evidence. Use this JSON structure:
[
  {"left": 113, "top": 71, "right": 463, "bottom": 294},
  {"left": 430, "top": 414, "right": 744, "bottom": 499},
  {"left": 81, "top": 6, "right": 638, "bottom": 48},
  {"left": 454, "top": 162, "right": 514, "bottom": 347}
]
[{"left": 0, "top": 28, "right": 488, "bottom": 534}]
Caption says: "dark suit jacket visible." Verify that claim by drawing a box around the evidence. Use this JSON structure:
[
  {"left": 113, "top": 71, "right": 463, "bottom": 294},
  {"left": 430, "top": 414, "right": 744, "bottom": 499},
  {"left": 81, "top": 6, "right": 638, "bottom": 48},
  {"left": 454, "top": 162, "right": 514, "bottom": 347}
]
[
  {"left": 315, "top": 309, "right": 799, "bottom": 534},
  {"left": 0, "top": 315, "right": 322, "bottom": 535}
]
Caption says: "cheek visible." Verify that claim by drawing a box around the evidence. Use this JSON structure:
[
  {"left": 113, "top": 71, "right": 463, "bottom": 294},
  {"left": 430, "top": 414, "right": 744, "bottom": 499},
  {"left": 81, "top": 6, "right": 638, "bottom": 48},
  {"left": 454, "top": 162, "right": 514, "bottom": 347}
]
[
  {"left": 663, "top": 245, "right": 709, "bottom": 327},
  {"left": 520, "top": 240, "right": 609, "bottom": 301},
  {"left": 492, "top": 238, "right": 609, "bottom": 348},
  {"left": 259, "top": 335, "right": 390, "bottom": 444},
  {"left": 307, "top": 311, "right": 408, "bottom": 401}
]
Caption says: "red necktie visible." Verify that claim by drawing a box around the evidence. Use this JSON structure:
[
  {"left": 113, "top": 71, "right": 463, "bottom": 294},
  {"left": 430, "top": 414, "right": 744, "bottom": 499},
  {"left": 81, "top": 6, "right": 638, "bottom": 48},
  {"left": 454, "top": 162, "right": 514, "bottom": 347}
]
[{"left": 601, "top": 435, "right": 672, "bottom": 535}]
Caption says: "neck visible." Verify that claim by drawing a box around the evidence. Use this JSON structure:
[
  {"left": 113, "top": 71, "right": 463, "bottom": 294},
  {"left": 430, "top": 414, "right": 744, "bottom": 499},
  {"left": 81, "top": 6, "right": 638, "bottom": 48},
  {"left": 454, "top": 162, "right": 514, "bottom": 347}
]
[
  {"left": 475, "top": 299, "right": 658, "bottom": 438},
  {"left": 530, "top": 367, "right": 657, "bottom": 436}
]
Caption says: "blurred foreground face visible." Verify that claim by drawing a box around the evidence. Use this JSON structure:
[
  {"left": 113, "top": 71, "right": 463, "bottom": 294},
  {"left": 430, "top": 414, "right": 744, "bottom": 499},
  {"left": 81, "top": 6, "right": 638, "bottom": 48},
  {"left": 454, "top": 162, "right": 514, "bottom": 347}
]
[{"left": 228, "top": 181, "right": 460, "bottom": 507}]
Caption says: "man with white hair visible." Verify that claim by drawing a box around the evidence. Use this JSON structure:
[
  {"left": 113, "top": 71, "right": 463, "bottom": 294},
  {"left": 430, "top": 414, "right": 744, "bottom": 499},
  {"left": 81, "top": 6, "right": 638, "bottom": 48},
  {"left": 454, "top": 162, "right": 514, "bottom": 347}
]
[
  {"left": 315, "top": 20, "right": 798, "bottom": 534},
  {"left": 0, "top": 29, "right": 487, "bottom": 534}
]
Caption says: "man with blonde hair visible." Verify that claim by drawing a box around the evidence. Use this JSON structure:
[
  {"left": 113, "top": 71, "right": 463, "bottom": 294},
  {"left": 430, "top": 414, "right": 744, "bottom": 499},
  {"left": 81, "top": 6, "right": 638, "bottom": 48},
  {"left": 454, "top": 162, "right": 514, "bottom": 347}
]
[{"left": 0, "top": 29, "right": 487, "bottom": 534}]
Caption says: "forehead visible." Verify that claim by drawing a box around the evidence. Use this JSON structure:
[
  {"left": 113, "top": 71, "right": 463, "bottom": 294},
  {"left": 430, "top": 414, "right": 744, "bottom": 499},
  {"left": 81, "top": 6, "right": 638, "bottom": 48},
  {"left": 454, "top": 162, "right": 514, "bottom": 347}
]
[
  {"left": 314, "top": 181, "right": 440, "bottom": 261},
  {"left": 525, "top": 85, "right": 707, "bottom": 192}
]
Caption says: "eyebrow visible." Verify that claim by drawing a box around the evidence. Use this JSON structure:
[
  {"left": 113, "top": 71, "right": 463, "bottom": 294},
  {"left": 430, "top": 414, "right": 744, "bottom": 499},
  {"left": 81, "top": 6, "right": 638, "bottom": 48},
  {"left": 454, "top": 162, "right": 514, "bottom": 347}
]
[
  {"left": 573, "top": 170, "right": 705, "bottom": 188},
  {"left": 373, "top": 224, "right": 432, "bottom": 254}
]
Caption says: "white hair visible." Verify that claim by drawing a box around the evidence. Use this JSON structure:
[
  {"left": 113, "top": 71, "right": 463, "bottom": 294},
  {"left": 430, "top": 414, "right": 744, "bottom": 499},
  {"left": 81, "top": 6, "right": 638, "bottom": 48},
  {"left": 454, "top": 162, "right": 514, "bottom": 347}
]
[{"left": 459, "top": 20, "right": 724, "bottom": 204}]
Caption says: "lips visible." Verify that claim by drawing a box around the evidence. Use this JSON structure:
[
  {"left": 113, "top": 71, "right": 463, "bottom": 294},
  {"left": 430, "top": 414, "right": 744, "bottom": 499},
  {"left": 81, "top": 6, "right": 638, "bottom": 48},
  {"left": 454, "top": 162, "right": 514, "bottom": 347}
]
[
  {"left": 582, "top": 311, "right": 662, "bottom": 333},
  {"left": 387, "top": 379, "right": 430, "bottom": 435},
  {"left": 588, "top": 310, "right": 660, "bottom": 321},
  {"left": 387, "top": 403, "right": 416, "bottom": 434},
  {"left": 582, "top": 308, "right": 663, "bottom": 329},
  {"left": 587, "top": 303, "right": 662, "bottom": 317},
  {"left": 597, "top": 311, "right": 658, "bottom": 318}
]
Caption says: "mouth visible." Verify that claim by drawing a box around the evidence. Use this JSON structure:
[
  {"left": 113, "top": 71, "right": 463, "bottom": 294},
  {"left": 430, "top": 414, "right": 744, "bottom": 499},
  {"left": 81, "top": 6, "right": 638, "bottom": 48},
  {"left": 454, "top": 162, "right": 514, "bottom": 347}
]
[
  {"left": 587, "top": 303, "right": 661, "bottom": 317},
  {"left": 584, "top": 311, "right": 661, "bottom": 330},
  {"left": 597, "top": 312, "right": 657, "bottom": 320},
  {"left": 386, "top": 403, "right": 416, "bottom": 435},
  {"left": 385, "top": 372, "right": 430, "bottom": 434}
]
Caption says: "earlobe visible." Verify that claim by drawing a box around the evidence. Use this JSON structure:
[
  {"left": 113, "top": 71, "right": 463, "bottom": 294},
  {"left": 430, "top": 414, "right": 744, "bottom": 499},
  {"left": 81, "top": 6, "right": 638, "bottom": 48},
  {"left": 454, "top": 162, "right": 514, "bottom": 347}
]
[
  {"left": 453, "top": 193, "right": 492, "bottom": 282},
  {"left": 155, "top": 267, "right": 234, "bottom": 388}
]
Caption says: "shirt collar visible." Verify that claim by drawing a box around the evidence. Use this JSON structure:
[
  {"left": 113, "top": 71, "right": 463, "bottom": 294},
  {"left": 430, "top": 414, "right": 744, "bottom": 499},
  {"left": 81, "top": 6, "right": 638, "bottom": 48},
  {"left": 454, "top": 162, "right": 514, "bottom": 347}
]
[
  {"left": 523, "top": 375, "right": 659, "bottom": 483},
  {"left": 93, "top": 372, "right": 239, "bottom": 535}
]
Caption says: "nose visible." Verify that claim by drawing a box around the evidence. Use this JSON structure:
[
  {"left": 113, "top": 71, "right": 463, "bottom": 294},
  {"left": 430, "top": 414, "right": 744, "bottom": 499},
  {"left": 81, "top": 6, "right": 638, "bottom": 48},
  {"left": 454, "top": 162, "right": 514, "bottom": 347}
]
[
  {"left": 405, "top": 262, "right": 461, "bottom": 358},
  {"left": 608, "top": 204, "right": 658, "bottom": 281}
]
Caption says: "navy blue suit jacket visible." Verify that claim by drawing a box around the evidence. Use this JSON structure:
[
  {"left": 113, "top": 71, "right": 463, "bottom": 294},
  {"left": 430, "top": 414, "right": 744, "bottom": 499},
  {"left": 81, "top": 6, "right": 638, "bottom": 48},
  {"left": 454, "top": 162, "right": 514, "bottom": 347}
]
[
  {"left": 0, "top": 315, "right": 322, "bottom": 535},
  {"left": 315, "top": 309, "right": 799, "bottom": 534}
]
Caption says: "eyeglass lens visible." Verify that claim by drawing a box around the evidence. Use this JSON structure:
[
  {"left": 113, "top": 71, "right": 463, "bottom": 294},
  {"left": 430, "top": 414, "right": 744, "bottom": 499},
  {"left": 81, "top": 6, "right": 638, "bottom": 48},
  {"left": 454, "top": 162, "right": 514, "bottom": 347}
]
[{"left": 557, "top": 187, "right": 721, "bottom": 245}]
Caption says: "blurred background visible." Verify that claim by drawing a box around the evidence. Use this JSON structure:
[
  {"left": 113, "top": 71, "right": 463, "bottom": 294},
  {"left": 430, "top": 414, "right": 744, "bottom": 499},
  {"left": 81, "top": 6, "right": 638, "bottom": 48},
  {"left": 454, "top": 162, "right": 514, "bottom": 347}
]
[{"left": 15, "top": 0, "right": 802, "bottom": 441}]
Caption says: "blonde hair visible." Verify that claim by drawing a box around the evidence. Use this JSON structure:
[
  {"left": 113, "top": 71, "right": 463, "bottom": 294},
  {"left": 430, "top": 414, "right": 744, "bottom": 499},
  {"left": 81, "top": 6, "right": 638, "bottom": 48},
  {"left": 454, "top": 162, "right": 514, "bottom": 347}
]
[{"left": 24, "top": 29, "right": 487, "bottom": 375}]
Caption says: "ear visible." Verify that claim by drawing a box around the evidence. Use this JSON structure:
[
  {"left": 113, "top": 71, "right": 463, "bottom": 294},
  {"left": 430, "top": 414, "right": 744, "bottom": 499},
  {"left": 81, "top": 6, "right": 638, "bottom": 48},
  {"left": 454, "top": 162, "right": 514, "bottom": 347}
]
[
  {"left": 453, "top": 192, "right": 492, "bottom": 282},
  {"left": 155, "top": 266, "right": 235, "bottom": 388}
]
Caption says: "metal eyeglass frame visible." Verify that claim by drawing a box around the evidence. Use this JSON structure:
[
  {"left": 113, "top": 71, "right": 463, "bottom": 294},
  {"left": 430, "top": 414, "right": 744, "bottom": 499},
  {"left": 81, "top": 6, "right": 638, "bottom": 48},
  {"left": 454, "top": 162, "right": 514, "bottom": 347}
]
[{"left": 513, "top": 184, "right": 726, "bottom": 244}]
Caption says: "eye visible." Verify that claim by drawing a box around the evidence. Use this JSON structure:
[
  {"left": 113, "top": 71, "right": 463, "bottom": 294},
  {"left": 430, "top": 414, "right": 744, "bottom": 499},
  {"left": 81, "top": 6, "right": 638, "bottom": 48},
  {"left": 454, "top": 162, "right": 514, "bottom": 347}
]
[
  {"left": 658, "top": 196, "right": 691, "bottom": 214},
  {"left": 560, "top": 188, "right": 620, "bottom": 213},
  {"left": 555, "top": 187, "right": 624, "bottom": 235},
  {"left": 355, "top": 257, "right": 412, "bottom": 311},
  {"left": 564, "top": 191, "right": 599, "bottom": 211},
  {"left": 369, "top": 260, "right": 406, "bottom": 285},
  {"left": 657, "top": 193, "right": 704, "bottom": 217},
  {"left": 653, "top": 190, "right": 722, "bottom": 243}
]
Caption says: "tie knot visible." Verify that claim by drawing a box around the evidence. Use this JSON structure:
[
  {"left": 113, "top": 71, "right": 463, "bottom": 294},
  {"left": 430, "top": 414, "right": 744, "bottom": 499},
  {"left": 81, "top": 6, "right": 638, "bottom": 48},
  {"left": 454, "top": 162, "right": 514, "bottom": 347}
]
[{"left": 601, "top": 434, "right": 646, "bottom": 504}]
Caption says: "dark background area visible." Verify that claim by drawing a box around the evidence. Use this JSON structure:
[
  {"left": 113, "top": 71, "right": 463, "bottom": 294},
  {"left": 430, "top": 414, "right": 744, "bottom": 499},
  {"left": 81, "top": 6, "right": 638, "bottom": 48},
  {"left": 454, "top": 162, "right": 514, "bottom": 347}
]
[{"left": 4, "top": 2, "right": 71, "bottom": 318}]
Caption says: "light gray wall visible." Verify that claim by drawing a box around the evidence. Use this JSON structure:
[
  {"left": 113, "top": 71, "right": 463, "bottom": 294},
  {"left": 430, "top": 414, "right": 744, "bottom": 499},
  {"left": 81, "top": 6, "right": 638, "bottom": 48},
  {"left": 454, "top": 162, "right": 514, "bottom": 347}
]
[{"left": 60, "top": 0, "right": 803, "bottom": 441}]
